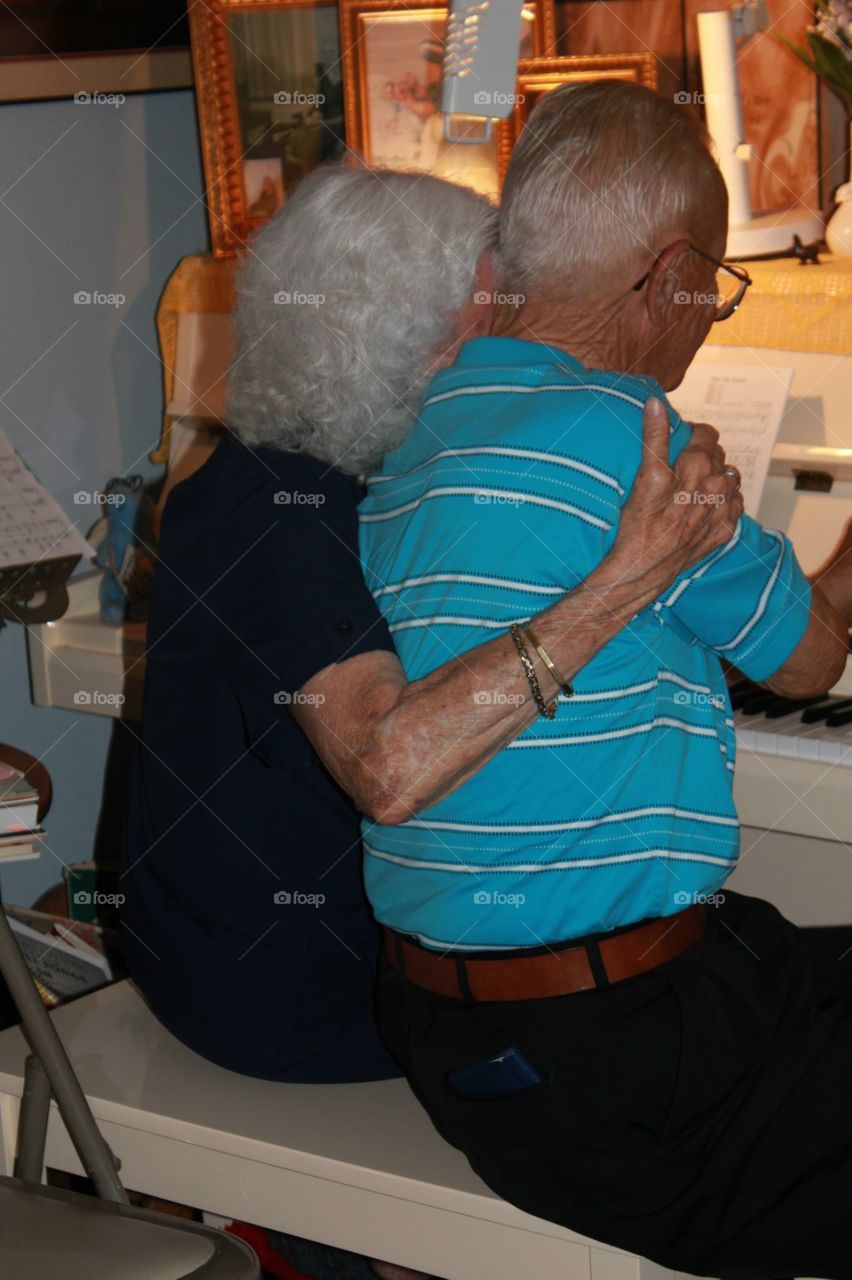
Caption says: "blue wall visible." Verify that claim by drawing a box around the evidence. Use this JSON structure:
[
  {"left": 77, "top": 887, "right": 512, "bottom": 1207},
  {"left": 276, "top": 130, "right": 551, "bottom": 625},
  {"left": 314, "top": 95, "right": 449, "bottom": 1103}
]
[{"left": 0, "top": 89, "right": 209, "bottom": 906}]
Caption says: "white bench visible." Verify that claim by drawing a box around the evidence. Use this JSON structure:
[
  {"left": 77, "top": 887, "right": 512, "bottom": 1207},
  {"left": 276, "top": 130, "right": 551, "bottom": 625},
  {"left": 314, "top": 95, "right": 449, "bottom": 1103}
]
[{"left": 0, "top": 980, "right": 699, "bottom": 1280}]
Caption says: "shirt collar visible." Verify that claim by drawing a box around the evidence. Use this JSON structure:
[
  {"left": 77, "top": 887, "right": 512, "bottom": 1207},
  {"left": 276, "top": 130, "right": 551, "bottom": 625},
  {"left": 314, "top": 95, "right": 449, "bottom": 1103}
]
[{"left": 450, "top": 336, "right": 585, "bottom": 372}]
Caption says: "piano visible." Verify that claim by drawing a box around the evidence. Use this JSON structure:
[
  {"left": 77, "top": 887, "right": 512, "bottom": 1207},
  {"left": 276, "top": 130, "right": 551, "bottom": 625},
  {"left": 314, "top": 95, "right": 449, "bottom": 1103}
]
[{"left": 691, "top": 277, "right": 852, "bottom": 925}]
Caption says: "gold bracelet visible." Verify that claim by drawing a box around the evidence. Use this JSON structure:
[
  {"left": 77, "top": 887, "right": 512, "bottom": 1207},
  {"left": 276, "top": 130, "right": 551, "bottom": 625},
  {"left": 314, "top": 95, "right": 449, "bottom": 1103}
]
[
  {"left": 524, "top": 622, "right": 574, "bottom": 698},
  {"left": 509, "top": 624, "right": 557, "bottom": 720}
]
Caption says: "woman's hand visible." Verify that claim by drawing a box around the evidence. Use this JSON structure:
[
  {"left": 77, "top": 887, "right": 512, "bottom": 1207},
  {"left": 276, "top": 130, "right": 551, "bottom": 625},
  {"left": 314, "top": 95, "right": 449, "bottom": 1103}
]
[{"left": 595, "top": 398, "right": 744, "bottom": 602}]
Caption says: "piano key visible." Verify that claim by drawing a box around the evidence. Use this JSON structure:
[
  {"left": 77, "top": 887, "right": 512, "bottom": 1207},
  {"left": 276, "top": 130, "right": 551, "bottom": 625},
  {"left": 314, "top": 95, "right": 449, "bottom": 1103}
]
[
  {"left": 764, "top": 695, "right": 833, "bottom": 719},
  {"left": 827, "top": 705, "right": 852, "bottom": 727},
  {"left": 734, "top": 694, "right": 852, "bottom": 769},
  {"left": 729, "top": 686, "right": 755, "bottom": 711},
  {"left": 801, "top": 698, "right": 852, "bottom": 724},
  {"left": 740, "top": 691, "right": 781, "bottom": 715}
]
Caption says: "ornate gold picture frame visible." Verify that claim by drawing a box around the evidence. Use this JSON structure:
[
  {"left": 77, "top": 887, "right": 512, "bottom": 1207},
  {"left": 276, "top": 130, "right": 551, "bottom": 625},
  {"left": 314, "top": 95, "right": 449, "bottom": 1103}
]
[
  {"left": 339, "top": 0, "right": 557, "bottom": 201},
  {"left": 499, "top": 54, "right": 659, "bottom": 177},
  {"left": 189, "top": 0, "right": 345, "bottom": 256}
]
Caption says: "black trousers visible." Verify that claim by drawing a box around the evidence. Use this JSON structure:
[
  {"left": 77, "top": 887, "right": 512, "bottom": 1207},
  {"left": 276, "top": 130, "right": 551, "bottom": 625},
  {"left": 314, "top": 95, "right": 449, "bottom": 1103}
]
[{"left": 376, "top": 892, "right": 852, "bottom": 1280}]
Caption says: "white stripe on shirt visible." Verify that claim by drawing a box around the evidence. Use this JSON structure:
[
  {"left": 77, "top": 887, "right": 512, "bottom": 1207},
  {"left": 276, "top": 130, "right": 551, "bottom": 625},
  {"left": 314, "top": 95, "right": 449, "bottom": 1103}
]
[
  {"left": 507, "top": 716, "right": 720, "bottom": 748},
  {"left": 359, "top": 485, "right": 611, "bottom": 531},
  {"left": 389, "top": 614, "right": 531, "bottom": 633},
  {"left": 364, "top": 841, "right": 735, "bottom": 873},
  {"left": 367, "top": 446, "right": 624, "bottom": 494},
  {"left": 373, "top": 572, "right": 564, "bottom": 599},
  {"left": 399, "top": 805, "right": 739, "bottom": 835},
  {"left": 423, "top": 381, "right": 648, "bottom": 413},
  {"left": 716, "top": 530, "right": 786, "bottom": 652}
]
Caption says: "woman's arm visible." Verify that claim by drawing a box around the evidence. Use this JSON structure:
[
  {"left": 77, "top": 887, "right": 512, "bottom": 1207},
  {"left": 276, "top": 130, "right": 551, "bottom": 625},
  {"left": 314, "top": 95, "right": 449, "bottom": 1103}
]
[{"left": 292, "top": 399, "right": 743, "bottom": 824}]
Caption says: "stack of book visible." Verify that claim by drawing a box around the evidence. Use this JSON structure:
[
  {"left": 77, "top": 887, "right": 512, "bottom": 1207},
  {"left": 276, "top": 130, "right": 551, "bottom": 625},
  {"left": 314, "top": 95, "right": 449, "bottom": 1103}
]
[
  {"left": 4, "top": 907, "right": 115, "bottom": 1005},
  {"left": 0, "top": 760, "right": 43, "bottom": 861}
]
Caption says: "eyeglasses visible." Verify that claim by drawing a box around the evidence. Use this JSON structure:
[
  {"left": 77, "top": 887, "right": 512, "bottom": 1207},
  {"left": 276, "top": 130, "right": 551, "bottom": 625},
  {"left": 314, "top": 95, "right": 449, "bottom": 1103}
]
[{"left": 632, "top": 245, "right": 752, "bottom": 322}]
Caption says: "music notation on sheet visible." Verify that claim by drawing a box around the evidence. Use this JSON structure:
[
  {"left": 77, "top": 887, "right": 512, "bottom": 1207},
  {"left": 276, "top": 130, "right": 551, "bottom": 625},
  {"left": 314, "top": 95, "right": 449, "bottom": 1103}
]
[
  {"left": 669, "top": 365, "right": 794, "bottom": 517},
  {"left": 0, "top": 430, "right": 93, "bottom": 570}
]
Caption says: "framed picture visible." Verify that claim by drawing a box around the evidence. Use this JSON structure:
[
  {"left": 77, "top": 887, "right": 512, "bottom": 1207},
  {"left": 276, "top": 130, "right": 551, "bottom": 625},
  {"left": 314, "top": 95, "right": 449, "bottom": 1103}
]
[
  {"left": 189, "top": 0, "right": 346, "bottom": 256},
  {"left": 339, "top": 0, "right": 557, "bottom": 201},
  {"left": 0, "top": 1, "right": 191, "bottom": 103},
  {"left": 499, "top": 54, "right": 658, "bottom": 176}
]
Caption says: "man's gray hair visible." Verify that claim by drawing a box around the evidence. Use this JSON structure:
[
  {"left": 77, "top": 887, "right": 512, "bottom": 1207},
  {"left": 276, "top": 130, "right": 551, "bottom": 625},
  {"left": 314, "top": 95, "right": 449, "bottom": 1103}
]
[
  {"left": 228, "top": 165, "right": 497, "bottom": 474},
  {"left": 498, "top": 81, "right": 727, "bottom": 303}
]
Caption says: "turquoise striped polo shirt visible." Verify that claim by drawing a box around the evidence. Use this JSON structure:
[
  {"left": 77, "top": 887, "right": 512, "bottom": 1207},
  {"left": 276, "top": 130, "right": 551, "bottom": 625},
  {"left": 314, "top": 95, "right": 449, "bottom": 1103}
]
[{"left": 358, "top": 337, "right": 811, "bottom": 952}]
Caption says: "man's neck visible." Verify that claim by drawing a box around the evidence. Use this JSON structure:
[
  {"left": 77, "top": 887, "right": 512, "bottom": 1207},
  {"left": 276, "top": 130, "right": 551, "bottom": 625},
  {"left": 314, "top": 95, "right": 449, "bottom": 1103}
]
[{"left": 489, "top": 297, "right": 643, "bottom": 378}]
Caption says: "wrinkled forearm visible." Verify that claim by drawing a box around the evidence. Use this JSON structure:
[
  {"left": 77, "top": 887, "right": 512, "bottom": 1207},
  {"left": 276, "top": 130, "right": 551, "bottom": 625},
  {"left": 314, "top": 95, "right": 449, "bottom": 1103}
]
[
  {"left": 355, "top": 561, "right": 666, "bottom": 824},
  {"left": 761, "top": 586, "right": 848, "bottom": 698}
]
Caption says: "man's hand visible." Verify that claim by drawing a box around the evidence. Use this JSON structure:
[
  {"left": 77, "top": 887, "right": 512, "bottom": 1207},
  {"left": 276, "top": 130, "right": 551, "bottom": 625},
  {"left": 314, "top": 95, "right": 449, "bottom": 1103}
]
[{"left": 598, "top": 398, "right": 743, "bottom": 601}]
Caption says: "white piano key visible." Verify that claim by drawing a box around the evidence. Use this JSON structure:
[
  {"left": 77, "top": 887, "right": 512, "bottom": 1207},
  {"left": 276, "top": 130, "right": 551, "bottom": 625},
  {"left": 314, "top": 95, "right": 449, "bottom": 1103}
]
[{"left": 734, "top": 698, "right": 852, "bottom": 770}]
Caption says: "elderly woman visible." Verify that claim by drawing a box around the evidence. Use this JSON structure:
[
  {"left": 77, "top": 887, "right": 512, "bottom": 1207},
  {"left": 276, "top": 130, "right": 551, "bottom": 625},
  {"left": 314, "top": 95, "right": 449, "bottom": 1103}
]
[{"left": 358, "top": 87, "right": 852, "bottom": 1279}]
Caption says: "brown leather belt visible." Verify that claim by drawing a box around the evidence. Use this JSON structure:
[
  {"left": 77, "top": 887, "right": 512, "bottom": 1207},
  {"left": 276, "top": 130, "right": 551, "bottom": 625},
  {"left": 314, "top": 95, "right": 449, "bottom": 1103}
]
[{"left": 382, "top": 904, "right": 706, "bottom": 1002}]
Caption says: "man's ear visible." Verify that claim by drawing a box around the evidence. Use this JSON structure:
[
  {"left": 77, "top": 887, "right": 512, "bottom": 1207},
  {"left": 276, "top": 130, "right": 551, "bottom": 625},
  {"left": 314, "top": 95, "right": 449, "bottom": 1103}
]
[{"left": 645, "top": 240, "right": 690, "bottom": 325}]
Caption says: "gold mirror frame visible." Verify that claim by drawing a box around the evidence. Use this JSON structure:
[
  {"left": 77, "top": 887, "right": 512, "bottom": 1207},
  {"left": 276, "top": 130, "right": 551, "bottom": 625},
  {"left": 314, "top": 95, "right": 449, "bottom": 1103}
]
[
  {"left": 498, "top": 53, "right": 659, "bottom": 178},
  {"left": 189, "top": 0, "right": 343, "bottom": 256}
]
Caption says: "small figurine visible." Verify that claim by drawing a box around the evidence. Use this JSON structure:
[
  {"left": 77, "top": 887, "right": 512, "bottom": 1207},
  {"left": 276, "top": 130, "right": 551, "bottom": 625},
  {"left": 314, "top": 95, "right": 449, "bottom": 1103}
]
[{"left": 89, "top": 476, "right": 157, "bottom": 624}]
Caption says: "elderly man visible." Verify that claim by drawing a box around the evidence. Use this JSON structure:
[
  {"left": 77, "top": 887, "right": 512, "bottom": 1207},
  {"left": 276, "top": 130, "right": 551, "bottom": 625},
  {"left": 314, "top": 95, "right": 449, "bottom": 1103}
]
[
  {"left": 357, "top": 86, "right": 852, "bottom": 1278},
  {"left": 122, "top": 160, "right": 745, "bottom": 1280}
]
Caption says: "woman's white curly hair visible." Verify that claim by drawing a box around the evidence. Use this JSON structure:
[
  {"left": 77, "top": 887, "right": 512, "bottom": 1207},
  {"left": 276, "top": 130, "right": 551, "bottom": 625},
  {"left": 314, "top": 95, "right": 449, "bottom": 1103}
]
[{"left": 227, "top": 165, "right": 497, "bottom": 475}]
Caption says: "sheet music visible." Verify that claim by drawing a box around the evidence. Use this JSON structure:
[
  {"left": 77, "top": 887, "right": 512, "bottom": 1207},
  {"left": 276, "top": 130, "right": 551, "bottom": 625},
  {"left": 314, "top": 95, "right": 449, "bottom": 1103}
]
[
  {"left": 669, "top": 365, "right": 794, "bottom": 517},
  {"left": 0, "top": 430, "right": 93, "bottom": 570}
]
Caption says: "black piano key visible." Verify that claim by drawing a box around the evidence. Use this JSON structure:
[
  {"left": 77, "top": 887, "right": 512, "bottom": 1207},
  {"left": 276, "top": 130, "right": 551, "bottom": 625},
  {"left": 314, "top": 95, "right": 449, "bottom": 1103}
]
[
  {"left": 801, "top": 699, "right": 847, "bottom": 724},
  {"left": 827, "top": 709, "right": 852, "bottom": 727},
  {"left": 729, "top": 684, "right": 757, "bottom": 710},
  {"left": 825, "top": 700, "right": 852, "bottom": 728},
  {"left": 727, "top": 679, "right": 753, "bottom": 698},
  {"left": 740, "top": 691, "right": 782, "bottom": 715},
  {"left": 764, "top": 695, "right": 832, "bottom": 719}
]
